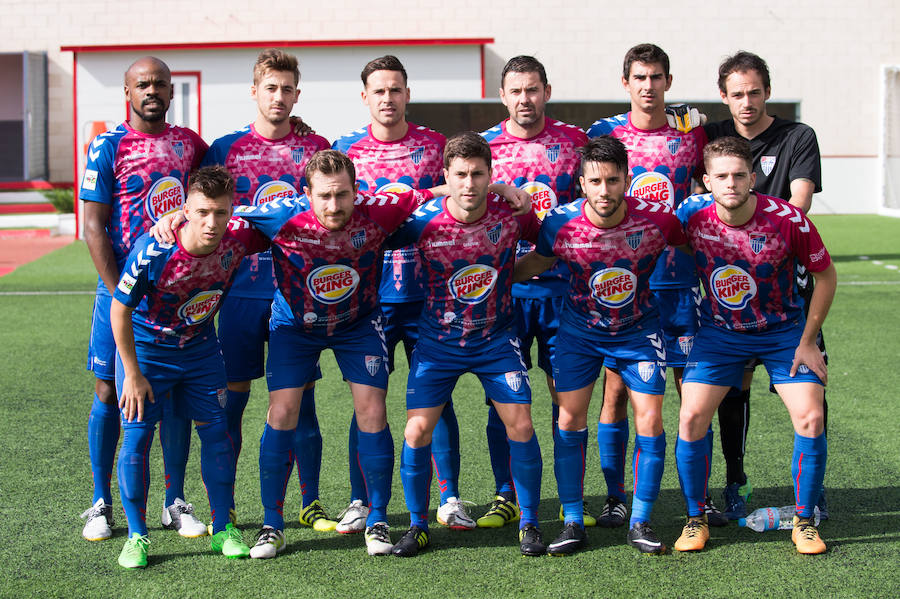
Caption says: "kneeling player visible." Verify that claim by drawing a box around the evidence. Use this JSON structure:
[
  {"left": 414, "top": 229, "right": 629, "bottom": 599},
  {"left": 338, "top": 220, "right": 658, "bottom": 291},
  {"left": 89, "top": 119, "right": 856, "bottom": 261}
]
[
  {"left": 672, "top": 137, "right": 835, "bottom": 554},
  {"left": 110, "top": 166, "right": 266, "bottom": 567},
  {"left": 515, "top": 136, "right": 686, "bottom": 555}
]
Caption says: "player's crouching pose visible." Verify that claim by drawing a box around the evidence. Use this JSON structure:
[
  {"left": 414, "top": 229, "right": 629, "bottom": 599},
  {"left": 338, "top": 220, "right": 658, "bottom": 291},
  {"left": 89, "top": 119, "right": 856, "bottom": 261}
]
[
  {"left": 110, "top": 166, "right": 267, "bottom": 568},
  {"left": 387, "top": 132, "right": 546, "bottom": 558},
  {"left": 515, "top": 136, "right": 687, "bottom": 556},
  {"left": 673, "top": 137, "right": 835, "bottom": 554}
]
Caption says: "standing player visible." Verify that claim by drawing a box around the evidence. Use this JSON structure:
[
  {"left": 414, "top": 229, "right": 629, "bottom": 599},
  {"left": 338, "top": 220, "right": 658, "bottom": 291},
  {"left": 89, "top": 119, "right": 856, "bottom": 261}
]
[
  {"left": 586, "top": 44, "right": 719, "bottom": 527},
  {"left": 672, "top": 137, "right": 834, "bottom": 554},
  {"left": 704, "top": 51, "right": 826, "bottom": 519},
  {"left": 201, "top": 49, "right": 334, "bottom": 531},
  {"left": 111, "top": 166, "right": 264, "bottom": 567},
  {"left": 80, "top": 56, "right": 208, "bottom": 541},
  {"left": 479, "top": 55, "right": 592, "bottom": 529},
  {"left": 332, "top": 56, "right": 470, "bottom": 532},
  {"left": 515, "top": 136, "right": 685, "bottom": 555},
  {"left": 387, "top": 132, "right": 546, "bottom": 558}
]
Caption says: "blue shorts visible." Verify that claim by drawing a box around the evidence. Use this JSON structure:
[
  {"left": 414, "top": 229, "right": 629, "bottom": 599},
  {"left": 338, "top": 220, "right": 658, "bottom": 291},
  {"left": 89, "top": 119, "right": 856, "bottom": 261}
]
[
  {"left": 266, "top": 311, "right": 389, "bottom": 391},
  {"left": 654, "top": 286, "right": 701, "bottom": 368},
  {"left": 218, "top": 295, "right": 271, "bottom": 382},
  {"left": 381, "top": 300, "right": 423, "bottom": 371},
  {"left": 514, "top": 296, "right": 561, "bottom": 375},
  {"left": 683, "top": 321, "right": 824, "bottom": 388},
  {"left": 114, "top": 341, "right": 227, "bottom": 424},
  {"left": 406, "top": 336, "right": 531, "bottom": 410},
  {"left": 553, "top": 325, "right": 667, "bottom": 395},
  {"left": 87, "top": 282, "right": 116, "bottom": 381}
]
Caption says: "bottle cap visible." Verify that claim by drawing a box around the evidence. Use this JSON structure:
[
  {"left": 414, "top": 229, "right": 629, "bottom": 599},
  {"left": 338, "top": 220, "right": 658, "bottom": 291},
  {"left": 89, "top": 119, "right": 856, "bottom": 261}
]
[{"left": 737, "top": 518, "right": 747, "bottom": 527}]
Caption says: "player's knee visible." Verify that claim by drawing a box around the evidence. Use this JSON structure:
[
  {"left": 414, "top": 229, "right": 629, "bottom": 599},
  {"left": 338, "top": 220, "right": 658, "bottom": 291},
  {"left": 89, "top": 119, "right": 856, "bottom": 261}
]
[
  {"left": 227, "top": 380, "right": 251, "bottom": 393},
  {"left": 354, "top": 400, "right": 387, "bottom": 431},
  {"left": 404, "top": 418, "right": 432, "bottom": 448},
  {"left": 557, "top": 408, "right": 587, "bottom": 432},
  {"left": 504, "top": 418, "right": 535, "bottom": 443},
  {"left": 794, "top": 408, "right": 825, "bottom": 437},
  {"left": 267, "top": 401, "right": 299, "bottom": 429},
  {"left": 678, "top": 407, "right": 710, "bottom": 441},
  {"left": 633, "top": 408, "right": 664, "bottom": 437}
]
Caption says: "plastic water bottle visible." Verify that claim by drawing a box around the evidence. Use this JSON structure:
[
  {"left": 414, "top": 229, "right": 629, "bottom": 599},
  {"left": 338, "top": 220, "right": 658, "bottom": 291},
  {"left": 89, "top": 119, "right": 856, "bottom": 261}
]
[{"left": 738, "top": 506, "right": 820, "bottom": 531}]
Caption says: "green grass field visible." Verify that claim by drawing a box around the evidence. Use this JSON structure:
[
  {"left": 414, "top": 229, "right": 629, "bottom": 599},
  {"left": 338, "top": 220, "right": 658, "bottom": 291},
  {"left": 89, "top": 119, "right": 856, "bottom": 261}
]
[{"left": 1, "top": 215, "right": 898, "bottom": 598}]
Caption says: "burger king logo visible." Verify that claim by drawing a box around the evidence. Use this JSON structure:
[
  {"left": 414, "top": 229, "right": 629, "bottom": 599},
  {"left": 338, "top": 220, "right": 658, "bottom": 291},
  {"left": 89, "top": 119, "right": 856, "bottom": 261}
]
[
  {"left": 178, "top": 289, "right": 223, "bottom": 325},
  {"left": 448, "top": 265, "right": 498, "bottom": 304},
  {"left": 710, "top": 265, "right": 757, "bottom": 310},
  {"left": 589, "top": 267, "right": 636, "bottom": 308},
  {"left": 145, "top": 176, "right": 185, "bottom": 222},
  {"left": 629, "top": 172, "right": 674, "bottom": 206},
  {"left": 519, "top": 181, "right": 557, "bottom": 220},
  {"left": 254, "top": 180, "right": 298, "bottom": 205},
  {"left": 307, "top": 264, "right": 360, "bottom": 304},
  {"left": 376, "top": 182, "right": 413, "bottom": 194}
]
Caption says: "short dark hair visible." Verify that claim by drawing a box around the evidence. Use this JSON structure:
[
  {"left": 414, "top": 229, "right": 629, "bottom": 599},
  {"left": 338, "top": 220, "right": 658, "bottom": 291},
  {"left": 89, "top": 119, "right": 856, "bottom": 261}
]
[
  {"left": 622, "top": 43, "right": 670, "bottom": 79},
  {"left": 443, "top": 132, "right": 492, "bottom": 169},
  {"left": 188, "top": 165, "right": 235, "bottom": 199},
  {"left": 500, "top": 55, "right": 548, "bottom": 87},
  {"left": 717, "top": 50, "right": 771, "bottom": 93},
  {"left": 304, "top": 149, "right": 357, "bottom": 188},
  {"left": 361, "top": 55, "right": 408, "bottom": 87},
  {"left": 254, "top": 48, "right": 300, "bottom": 86},
  {"left": 703, "top": 136, "right": 753, "bottom": 171},
  {"left": 578, "top": 136, "right": 628, "bottom": 174}
]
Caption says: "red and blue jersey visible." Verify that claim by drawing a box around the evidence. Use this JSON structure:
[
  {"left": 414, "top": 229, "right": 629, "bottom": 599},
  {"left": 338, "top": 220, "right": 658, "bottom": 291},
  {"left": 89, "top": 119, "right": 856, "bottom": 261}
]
[
  {"left": 202, "top": 124, "right": 330, "bottom": 299},
  {"left": 79, "top": 122, "right": 207, "bottom": 270},
  {"left": 234, "top": 188, "right": 431, "bottom": 336},
  {"left": 113, "top": 220, "right": 269, "bottom": 349},
  {"left": 587, "top": 113, "right": 705, "bottom": 289},
  {"left": 482, "top": 119, "right": 588, "bottom": 299},
  {"left": 676, "top": 193, "right": 831, "bottom": 332},
  {"left": 388, "top": 194, "right": 540, "bottom": 355},
  {"left": 537, "top": 196, "right": 687, "bottom": 339},
  {"left": 333, "top": 123, "right": 446, "bottom": 303}
]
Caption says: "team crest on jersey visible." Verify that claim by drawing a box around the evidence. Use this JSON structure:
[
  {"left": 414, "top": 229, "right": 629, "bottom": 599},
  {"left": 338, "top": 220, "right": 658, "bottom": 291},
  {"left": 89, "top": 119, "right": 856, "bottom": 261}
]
[
  {"left": 254, "top": 180, "right": 298, "bottom": 205},
  {"left": 365, "top": 355, "right": 382, "bottom": 376},
  {"left": 448, "top": 265, "right": 498, "bottom": 304},
  {"left": 350, "top": 229, "right": 367, "bottom": 249},
  {"left": 171, "top": 140, "right": 184, "bottom": 158},
  {"left": 710, "top": 265, "right": 757, "bottom": 310},
  {"left": 626, "top": 230, "right": 643, "bottom": 251},
  {"left": 178, "top": 289, "right": 224, "bottom": 325},
  {"left": 307, "top": 264, "right": 360, "bottom": 304},
  {"left": 545, "top": 143, "right": 561, "bottom": 163},
  {"left": 678, "top": 335, "right": 694, "bottom": 356},
  {"left": 220, "top": 249, "right": 233, "bottom": 271},
  {"left": 145, "top": 176, "right": 186, "bottom": 222},
  {"left": 761, "top": 156, "right": 776, "bottom": 176},
  {"left": 589, "top": 267, "right": 636, "bottom": 308},
  {"left": 638, "top": 361, "right": 656, "bottom": 382},
  {"left": 486, "top": 223, "right": 502, "bottom": 245},
  {"left": 749, "top": 234, "right": 767, "bottom": 254},
  {"left": 629, "top": 171, "right": 674, "bottom": 205},
  {"left": 505, "top": 371, "right": 523, "bottom": 392},
  {"left": 666, "top": 137, "right": 682, "bottom": 155},
  {"left": 519, "top": 181, "right": 558, "bottom": 220},
  {"left": 291, "top": 146, "right": 305, "bottom": 165},
  {"left": 409, "top": 146, "right": 425, "bottom": 165}
]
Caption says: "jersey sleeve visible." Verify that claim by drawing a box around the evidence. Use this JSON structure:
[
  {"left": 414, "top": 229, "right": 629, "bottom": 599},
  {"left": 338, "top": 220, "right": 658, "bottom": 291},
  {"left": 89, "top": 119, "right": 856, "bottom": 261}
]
[
  {"left": 362, "top": 188, "right": 434, "bottom": 233},
  {"left": 113, "top": 234, "right": 172, "bottom": 307},
  {"left": 228, "top": 217, "right": 271, "bottom": 254},
  {"left": 658, "top": 209, "right": 688, "bottom": 246},
  {"left": 189, "top": 130, "right": 209, "bottom": 169},
  {"left": 535, "top": 215, "right": 560, "bottom": 258},
  {"left": 517, "top": 209, "right": 541, "bottom": 244},
  {"left": 79, "top": 135, "right": 117, "bottom": 204},
  {"left": 788, "top": 126, "right": 823, "bottom": 193},
  {"left": 200, "top": 138, "right": 228, "bottom": 167},
  {"left": 785, "top": 210, "right": 831, "bottom": 273},
  {"left": 233, "top": 198, "right": 298, "bottom": 240},
  {"left": 309, "top": 134, "right": 332, "bottom": 152}
]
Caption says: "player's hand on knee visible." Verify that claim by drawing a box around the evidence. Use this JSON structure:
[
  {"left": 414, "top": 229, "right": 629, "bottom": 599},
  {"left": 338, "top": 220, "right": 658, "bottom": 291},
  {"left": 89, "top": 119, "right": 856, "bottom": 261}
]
[
  {"left": 149, "top": 212, "right": 185, "bottom": 244},
  {"left": 790, "top": 341, "right": 827, "bottom": 385},
  {"left": 120, "top": 374, "right": 155, "bottom": 422}
]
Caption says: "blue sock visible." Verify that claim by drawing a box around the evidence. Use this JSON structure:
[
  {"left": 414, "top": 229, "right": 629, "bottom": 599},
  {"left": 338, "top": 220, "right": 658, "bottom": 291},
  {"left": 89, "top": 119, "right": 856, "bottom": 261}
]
[
  {"left": 196, "top": 419, "right": 235, "bottom": 534},
  {"left": 705, "top": 425, "right": 714, "bottom": 494},
  {"left": 293, "top": 387, "right": 322, "bottom": 508},
  {"left": 675, "top": 436, "right": 709, "bottom": 517},
  {"left": 400, "top": 441, "right": 432, "bottom": 529},
  {"left": 486, "top": 405, "right": 513, "bottom": 497},
  {"left": 358, "top": 426, "right": 394, "bottom": 525},
  {"left": 509, "top": 434, "right": 542, "bottom": 527},
  {"left": 348, "top": 413, "right": 368, "bottom": 503},
  {"left": 431, "top": 400, "right": 461, "bottom": 504},
  {"left": 224, "top": 389, "right": 250, "bottom": 468},
  {"left": 552, "top": 402, "right": 560, "bottom": 438},
  {"left": 258, "top": 424, "right": 294, "bottom": 530},
  {"left": 117, "top": 420, "right": 154, "bottom": 537},
  {"left": 159, "top": 406, "right": 191, "bottom": 506},
  {"left": 555, "top": 428, "right": 587, "bottom": 526},
  {"left": 597, "top": 419, "right": 628, "bottom": 502},
  {"left": 88, "top": 394, "right": 120, "bottom": 504},
  {"left": 631, "top": 433, "right": 666, "bottom": 526},
  {"left": 792, "top": 432, "right": 827, "bottom": 518}
]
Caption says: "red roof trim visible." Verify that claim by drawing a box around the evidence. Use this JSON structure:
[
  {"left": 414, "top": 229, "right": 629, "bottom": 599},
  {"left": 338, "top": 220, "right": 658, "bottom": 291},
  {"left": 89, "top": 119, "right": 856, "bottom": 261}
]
[{"left": 61, "top": 38, "right": 493, "bottom": 53}]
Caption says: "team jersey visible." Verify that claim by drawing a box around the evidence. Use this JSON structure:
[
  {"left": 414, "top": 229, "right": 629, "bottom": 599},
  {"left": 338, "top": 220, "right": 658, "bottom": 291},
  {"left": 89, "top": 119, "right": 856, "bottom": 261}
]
[
  {"left": 676, "top": 193, "right": 831, "bottom": 333},
  {"left": 202, "top": 124, "right": 330, "bottom": 299},
  {"left": 333, "top": 123, "right": 446, "bottom": 303},
  {"left": 587, "top": 113, "right": 705, "bottom": 289},
  {"left": 537, "top": 196, "right": 687, "bottom": 338},
  {"left": 113, "top": 221, "right": 269, "bottom": 349},
  {"left": 482, "top": 119, "right": 589, "bottom": 299},
  {"left": 387, "top": 194, "right": 540, "bottom": 355},
  {"left": 234, "top": 188, "right": 431, "bottom": 336},
  {"left": 79, "top": 122, "right": 207, "bottom": 270}
]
